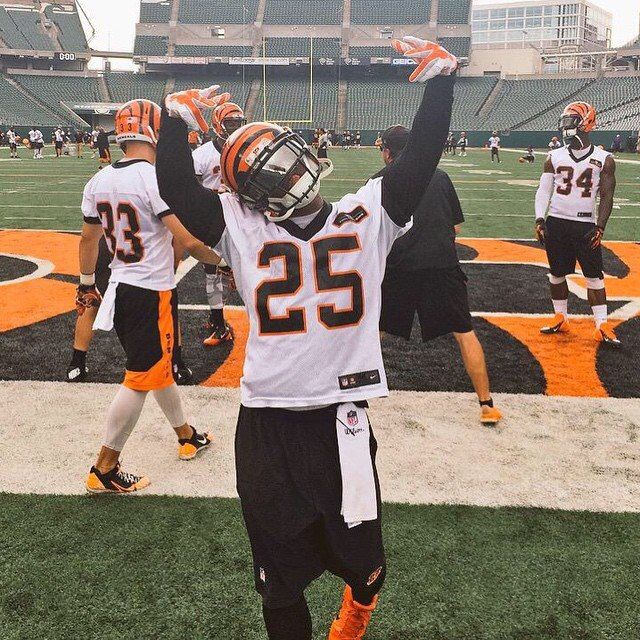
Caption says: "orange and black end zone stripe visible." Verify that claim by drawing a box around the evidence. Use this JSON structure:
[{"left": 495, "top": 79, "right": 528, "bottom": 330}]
[{"left": 1, "top": 231, "right": 639, "bottom": 398}]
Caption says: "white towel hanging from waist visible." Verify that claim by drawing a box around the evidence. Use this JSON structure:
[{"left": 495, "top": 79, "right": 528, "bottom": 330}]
[{"left": 92, "top": 280, "right": 117, "bottom": 332}]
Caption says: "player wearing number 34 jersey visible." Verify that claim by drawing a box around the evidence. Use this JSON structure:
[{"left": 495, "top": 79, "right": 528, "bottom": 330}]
[{"left": 157, "top": 37, "right": 457, "bottom": 640}]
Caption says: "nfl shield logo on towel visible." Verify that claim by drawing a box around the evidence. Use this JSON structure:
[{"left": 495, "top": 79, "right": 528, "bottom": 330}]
[{"left": 347, "top": 410, "right": 358, "bottom": 427}]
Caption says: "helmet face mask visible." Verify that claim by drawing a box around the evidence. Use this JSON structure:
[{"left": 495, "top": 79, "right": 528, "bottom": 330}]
[
  {"left": 559, "top": 113, "right": 582, "bottom": 145},
  {"left": 212, "top": 103, "right": 246, "bottom": 140},
  {"left": 220, "top": 116, "right": 246, "bottom": 138},
  {"left": 224, "top": 125, "right": 330, "bottom": 222}
]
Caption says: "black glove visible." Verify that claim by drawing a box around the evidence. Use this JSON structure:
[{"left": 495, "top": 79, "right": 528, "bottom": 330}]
[
  {"left": 583, "top": 225, "right": 604, "bottom": 249},
  {"left": 216, "top": 264, "right": 236, "bottom": 291},
  {"left": 75, "top": 284, "right": 102, "bottom": 315},
  {"left": 535, "top": 218, "right": 546, "bottom": 246}
]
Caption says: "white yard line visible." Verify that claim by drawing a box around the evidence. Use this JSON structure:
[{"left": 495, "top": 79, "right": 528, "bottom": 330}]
[{"left": 0, "top": 382, "right": 638, "bottom": 511}]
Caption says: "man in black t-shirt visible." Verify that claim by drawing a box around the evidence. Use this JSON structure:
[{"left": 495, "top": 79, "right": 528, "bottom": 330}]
[{"left": 376, "top": 126, "right": 502, "bottom": 426}]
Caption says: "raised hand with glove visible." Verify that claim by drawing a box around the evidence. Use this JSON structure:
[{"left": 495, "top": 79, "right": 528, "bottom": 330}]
[
  {"left": 165, "top": 85, "right": 230, "bottom": 133},
  {"left": 391, "top": 36, "right": 458, "bottom": 83}
]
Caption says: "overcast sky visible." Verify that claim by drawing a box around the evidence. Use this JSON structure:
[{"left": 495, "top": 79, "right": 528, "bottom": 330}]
[{"left": 79, "top": 0, "right": 640, "bottom": 70}]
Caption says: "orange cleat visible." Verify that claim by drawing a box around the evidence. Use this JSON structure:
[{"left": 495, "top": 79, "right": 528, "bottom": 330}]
[
  {"left": 594, "top": 322, "right": 621, "bottom": 348},
  {"left": 203, "top": 322, "right": 234, "bottom": 347},
  {"left": 86, "top": 462, "right": 150, "bottom": 494},
  {"left": 178, "top": 427, "right": 212, "bottom": 460},
  {"left": 328, "top": 585, "right": 378, "bottom": 640},
  {"left": 480, "top": 405, "right": 503, "bottom": 426},
  {"left": 540, "top": 313, "right": 570, "bottom": 334}
]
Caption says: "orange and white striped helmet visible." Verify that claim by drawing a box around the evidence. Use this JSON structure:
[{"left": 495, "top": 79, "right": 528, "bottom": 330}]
[
  {"left": 115, "top": 99, "right": 161, "bottom": 147},
  {"left": 559, "top": 101, "right": 596, "bottom": 139},
  {"left": 212, "top": 102, "right": 246, "bottom": 140},
  {"left": 221, "top": 122, "right": 332, "bottom": 221}
]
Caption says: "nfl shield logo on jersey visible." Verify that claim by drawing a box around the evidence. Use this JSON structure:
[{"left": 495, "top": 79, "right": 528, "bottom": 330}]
[{"left": 347, "top": 410, "right": 359, "bottom": 427}]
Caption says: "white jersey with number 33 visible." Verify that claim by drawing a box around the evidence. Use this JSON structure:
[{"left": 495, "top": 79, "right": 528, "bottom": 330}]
[
  {"left": 214, "top": 176, "right": 409, "bottom": 408},
  {"left": 548, "top": 145, "right": 611, "bottom": 224},
  {"left": 81, "top": 159, "right": 175, "bottom": 290}
]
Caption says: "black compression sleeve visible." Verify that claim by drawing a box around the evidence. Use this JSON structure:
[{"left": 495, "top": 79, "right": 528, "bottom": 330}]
[
  {"left": 382, "top": 74, "right": 455, "bottom": 226},
  {"left": 156, "top": 106, "right": 226, "bottom": 247}
]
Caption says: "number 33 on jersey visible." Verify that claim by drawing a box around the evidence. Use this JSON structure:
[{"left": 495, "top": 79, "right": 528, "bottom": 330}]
[
  {"left": 215, "top": 177, "right": 410, "bottom": 408},
  {"left": 548, "top": 145, "right": 612, "bottom": 224}
]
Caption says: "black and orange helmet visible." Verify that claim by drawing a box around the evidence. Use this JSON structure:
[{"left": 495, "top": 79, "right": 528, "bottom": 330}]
[
  {"left": 115, "top": 99, "right": 161, "bottom": 147},
  {"left": 559, "top": 101, "right": 596, "bottom": 136},
  {"left": 221, "top": 122, "right": 332, "bottom": 221},
  {"left": 212, "top": 102, "right": 246, "bottom": 140}
]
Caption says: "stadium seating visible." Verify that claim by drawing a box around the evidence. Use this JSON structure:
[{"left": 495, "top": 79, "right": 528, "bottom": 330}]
[
  {"left": 484, "top": 78, "right": 591, "bottom": 130},
  {"left": 140, "top": 1, "right": 173, "bottom": 23},
  {"left": 436, "top": 0, "right": 471, "bottom": 24},
  {"left": 134, "top": 35, "right": 169, "bottom": 56},
  {"left": 106, "top": 73, "right": 168, "bottom": 104},
  {"left": 48, "top": 8, "right": 87, "bottom": 52},
  {"left": 257, "top": 77, "right": 338, "bottom": 126},
  {"left": 263, "top": 0, "right": 342, "bottom": 25},
  {"left": 0, "top": 7, "right": 31, "bottom": 49},
  {"left": 263, "top": 38, "right": 341, "bottom": 58},
  {"left": 0, "top": 74, "right": 60, "bottom": 126},
  {"left": 345, "top": 76, "right": 497, "bottom": 131},
  {"left": 174, "top": 44, "right": 252, "bottom": 57},
  {"left": 178, "top": 0, "right": 259, "bottom": 24},
  {"left": 437, "top": 37, "right": 470, "bottom": 58},
  {"left": 12, "top": 74, "right": 102, "bottom": 121},
  {"left": 7, "top": 8, "right": 53, "bottom": 50},
  {"left": 350, "top": 0, "right": 431, "bottom": 25}
]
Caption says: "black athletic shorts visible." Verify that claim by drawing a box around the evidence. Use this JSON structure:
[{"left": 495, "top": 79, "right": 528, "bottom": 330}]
[
  {"left": 9, "top": 143, "right": 16, "bottom": 151},
  {"left": 545, "top": 215, "right": 603, "bottom": 279},
  {"left": 380, "top": 266, "right": 473, "bottom": 341},
  {"left": 55, "top": 141, "right": 63, "bottom": 149},
  {"left": 113, "top": 283, "right": 178, "bottom": 391},
  {"left": 235, "top": 403, "right": 385, "bottom": 609}
]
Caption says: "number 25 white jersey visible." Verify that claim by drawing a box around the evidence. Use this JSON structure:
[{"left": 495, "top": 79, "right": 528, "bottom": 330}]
[
  {"left": 548, "top": 145, "right": 611, "bottom": 224},
  {"left": 214, "top": 176, "right": 409, "bottom": 409},
  {"left": 81, "top": 159, "right": 176, "bottom": 291}
]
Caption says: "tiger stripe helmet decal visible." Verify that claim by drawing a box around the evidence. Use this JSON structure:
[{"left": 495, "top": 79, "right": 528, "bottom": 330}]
[
  {"left": 561, "top": 102, "right": 597, "bottom": 133},
  {"left": 212, "top": 102, "right": 246, "bottom": 140},
  {"left": 115, "top": 99, "right": 162, "bottom": 147}
]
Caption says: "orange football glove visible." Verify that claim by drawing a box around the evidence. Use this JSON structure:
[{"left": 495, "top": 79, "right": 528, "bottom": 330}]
[
  {"left": 391, "top": 37, "right": 458, "bottom": 83},
  {"left": 165, "top": 85, "right": 231, "bottom": 133}
]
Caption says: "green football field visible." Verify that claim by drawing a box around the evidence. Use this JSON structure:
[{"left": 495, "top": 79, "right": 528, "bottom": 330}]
[
  {"left": 1, "top": 146, "right": 640, "bottom": 639},
  {"left": 1, "top": 146, "right": 639, "bottom": 239}
]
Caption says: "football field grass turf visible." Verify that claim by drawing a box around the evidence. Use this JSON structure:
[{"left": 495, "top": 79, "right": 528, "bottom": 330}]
[
  {"left": 1, "top": 146, "right": 639, "bottom": 638},
  {"left": 1, "top": 146, "right": 639, "bottom": 239}
]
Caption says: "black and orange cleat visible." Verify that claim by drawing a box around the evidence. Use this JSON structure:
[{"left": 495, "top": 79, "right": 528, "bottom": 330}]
[
  {"left": 86, "top": 462, "right": 150, "bottom": 494},
  {"left": 595, "top": 322, "right": 621, "bottom": 348},
  {"left": 540, "top": 313, "right": 570, "bottom": 334},
  {"left": 203, "top": 322, "right": 234, "bottom": 347},
  {"left": 328, "top": 585, "right": 378, "bottom": 640},
  {"left": 178, "top": 427, "right": 212, "bottom": 460},
  {"left": 480, "top": 404, "right": 503, "bottom": 426}
]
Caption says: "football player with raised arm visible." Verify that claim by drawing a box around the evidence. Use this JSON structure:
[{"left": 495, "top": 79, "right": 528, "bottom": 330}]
[
  {"left": 535, "top": 102, "right": 620, "bottom": 347},
  {"left": 78, "top": 99, "right": 222, "bottom": 493},
  {"left": 156, "top": 38, "right": 457, "bottom": 640},
  {"left": 192, "top": 102, "right": 246, "bottom": 347}
]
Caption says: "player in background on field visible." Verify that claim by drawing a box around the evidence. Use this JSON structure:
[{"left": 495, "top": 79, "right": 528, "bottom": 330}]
[
  {"left": 157, "top": 37, "right": 457, "bottom": 640},
  {"left": 96, "top": 126, "right": 113, "bottom": 166},
  {"left": 548, "top": 136, "right": 562, "bottom": 151},
  {"left": 488, "top": 131, "right": 501, "bottom": 162},
  {"left": 28, "top": 127, "right": 44, "bottom": 159},
  {"left": 192, "top": 102, "right": 246, "bottom": 346},
  {"left": 75, "top": 129, "right": 85, "bottom": 158},
  {"left": 376, "top": 126, "right": 502, "bottom": 426},
  {"left": 6, "top": 127, "right": 19, "bottom": 158},
  {"left": 535, "top": 101, "right": 620, "bottom": 347},
  {"left": 53, "top": 127, "right": 64, "bottom": 158},
  {"left": 90, "top": 127, "right": 99, "bottom": 158},
  {"left": 458, "top": 131, "right": 468, "bottom": 156},
  {"left": 78, "top": 99, "right": 221, "bottom": 493}
]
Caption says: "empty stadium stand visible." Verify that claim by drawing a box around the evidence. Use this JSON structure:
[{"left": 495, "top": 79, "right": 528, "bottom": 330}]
[
  {"left": 263, "top": 38, "right": 341, "bottom": 58},
  {"left": 140, "top": 0, "right": 173, "bottom": 24},
  {"left": 47, "top": 6, "right": 88, "bottom": 51},
  {"left": 348, "top": 45, "right": 394, "bottom": 58},
  {"left": 7, "top": 8, "right": 52, "bottom": 50},
  {"left": 437, "top": 37, "right": 470, "bottom": 58},
  {"left": 437, "top": 0, "right": 471, "bottom": 24},
  {"left": 0, "top": 74, "right": 60, "bottom": 126},
  {"left": 11, "top": 73, "right": 101, "bottom": 121},
  {"left": 178, "top": 0, "right": 259, "bottom": 24},
  {"left": 173, "top": 74, "right": 251, "bottom": 107},
  {"left": 105, "top": 73, "right": 168, "bottom": 104},
  {"left": 0, "top": 6, "right": 31, "bottom": 49},
  {"left": 263, "top": 0, "right": 342, "bottom": 25},
  {"left": 350, "top": 0, "right": 431, "bottom": 25},
  {"left": 174, "top": 44, "right": 252, "bottom": 57},
  {"left": 134, "top": 35, "right": 169, "bottom": 56}
]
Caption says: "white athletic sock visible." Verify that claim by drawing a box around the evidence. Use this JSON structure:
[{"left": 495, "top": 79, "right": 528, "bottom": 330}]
[
  {"left": 103, "top": 385, "right": 148, "bottom": 451},
  {"left": 592, "top": 304, "right": 607, "bottom": 329},
  {"left": 552, "top": 299, "right": 568, "bottom": 318},
  {"left": 205, "top": 271, "right": 224, "bottom": 310},
  {"left": 152, "top": 383, "right": 187, "bottom": 429}
]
